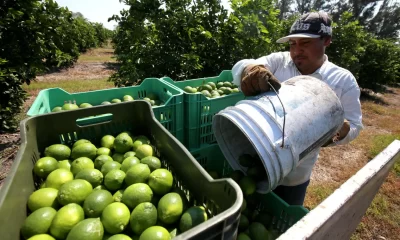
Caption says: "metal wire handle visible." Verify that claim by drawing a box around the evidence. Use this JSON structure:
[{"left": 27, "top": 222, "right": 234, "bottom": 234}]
[{"left": 267, "top": 81, "right": 286, "bottom": 148}]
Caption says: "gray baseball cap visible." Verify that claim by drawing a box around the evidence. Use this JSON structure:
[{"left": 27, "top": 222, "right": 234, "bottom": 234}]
[{"left": 277, "top": 11, "right": 332, "bottom": 43}]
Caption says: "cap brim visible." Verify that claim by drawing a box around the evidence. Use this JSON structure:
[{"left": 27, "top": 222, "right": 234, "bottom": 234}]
[{"left": 276, "top": 33, "right": 321, "bottom": 43}]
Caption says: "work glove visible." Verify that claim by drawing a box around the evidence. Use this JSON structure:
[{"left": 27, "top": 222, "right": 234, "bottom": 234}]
[
  {"left": 240, "top": 64, "right": 281, "bottom": 96},
  {"left": 322, "top": 120, "right": 351, "bottom": 147}
]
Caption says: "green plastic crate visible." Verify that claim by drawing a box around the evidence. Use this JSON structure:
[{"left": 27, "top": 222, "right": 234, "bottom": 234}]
[
  {"left": 161, "top": 71, "right": 245, "bottom": 150},
  {"left": 26, "top": 78, "right": 184, "bottom": 143},
  {"left": 0, "top": 101, "right": 242, "bottom": 240},
  {"left": 190, "top": 143, "right": 309, "bottom": 234}
]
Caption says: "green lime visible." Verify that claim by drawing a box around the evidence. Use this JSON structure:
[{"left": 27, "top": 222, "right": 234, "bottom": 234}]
[
  {"left": 83, "top": 190, "right": 114, "bottom": 218},
  {"left": 248, "top": 222, "right": 271, "bottom": 240},
  {"left": 75, "top": 169, "right": 104, "bottom": 188},
  {"left": 94, "top": 185, "right": 108, "bottom": 191},
  {"left": 104, "top": 170, "right": 126, "bottom": 191},
  {"left": 130, "top": 202, "right": 157, "bottom": 235},
  {"left": 45, "top": 169, "right": 73, "bottom": 189},
  {"left": 140, "top": 156, "right": 161, "bottom": 172},
  {"left": 71, "top": 143, "right": 97, "bottom": 160},
  {"left": 239, "top": 176, "right": 256, "bottom": 196},
  {"left": 57, "top": 179, "right": 93, "bottom": 205},
  {"left": 66, "top": 218, "right": 104, "bottom": 240},
  {"left": 94, "top": 155, "right": 113, "bottom": 170},
  {"left": 62, "top": 103, "right": 79, "bottom": 110},
  {"left": 237, "top": 233, "right": 251, "bottom": 240},
  {"left": 52, "top": 107, "right": 62, "bottom": 112},
  {"left": 139, "top": 226, "right": 170, "bottom": 240},
  {"left": 112, "top": 153, "right": 125, "bottom": 163},
  {"left": 58, "top": 160, "right": 72, "bottom": 171},
  {"left": 33, "top": 157, "right": 58, "bottom": 178},
  {"left": 114, "top": 132, "right": 134, "bottom": 154},
  {"left": 79, "top": 103, "right": 93, "bottom": 108},
  {"left": 73, "top": 139, "right": 91, "bottom": 149},
  {"left": 121, "top": 183, "right": 153, "bottom": 209},
  {"left": 44, "top": 144, "right": 71, "bottom": 160},
  {"left": 71, "top": 157, "right": 95, "bottom": 175},
  {"left": 49, "top": 203, "right": 85, "bottom": 239},
  {"left": 101, "top": 202, "right": 130, "bottom": 234},
  {"left": 101, "top": 135, "right": 115, "bottom": 149},
  {"left": 101, "top": 161, "right": 121, "bottom": 176},
  {"left": 179, "top": 206, "right": 208, "bottom": 232},
  {"left": 124, "top": 151, "right": 136, "bottom": 158},
  {"left": 21, "top": 207, "right": 57, "bottom": 239},
  {"left": 28, "top": 234, "right": 55, "bottom": 240},
  {"left": 148, "top": 169, "right": 173, "bottom": 195},
  {"left": 121, "top": 156, "right": 140, "bottom": 172},
  {"left": 97, "top": 147, "right": 111, "bottom": 156},
  {"left": 113, "top": 189, "right": 124, "bottom": 202},
  {"left": 107, "top": 234, "right": 132, "bottom": 240},
  {"left": 111, "top": 99, "right": 122, "bottom": 103},
  {"left": 158, "top": 192, "right": 184, "bottom": 224},
  {"left": 125, "top": 164, "right": 151, "bottom": 185},
  {"left": 135, "top": 144, "right": 153, "bottom": 159},
  {"left": 239, "top": 214, "right": 250, "bottom": 230},
  {"left": 27, "top": 188, "right": 59, "bottom": 212},
  {"left": 229, "top": 170, "right": 244, "bottom": 183}
]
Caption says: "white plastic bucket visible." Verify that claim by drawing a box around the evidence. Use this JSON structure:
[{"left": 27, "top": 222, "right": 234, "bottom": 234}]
[{"left": 212, "top": 76, "right": 344, "bottom": 193}]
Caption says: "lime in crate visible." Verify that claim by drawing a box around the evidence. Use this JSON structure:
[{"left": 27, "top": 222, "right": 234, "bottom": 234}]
[
  {"left": 190, "top": 143, "right": 309, "bottom": 239},
  {"left": 27, "top": 78, "right": 184, "bottom": 143},
  {"left": 161, "top": 70, "right": 245, "bottom": 150},
  {"left": 0, "top": 101, "right": 242, "bottom": 240}
]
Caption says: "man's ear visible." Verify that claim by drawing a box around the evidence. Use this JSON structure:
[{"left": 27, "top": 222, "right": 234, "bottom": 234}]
[{"left": 324, "top": 36, "right": 332, "bottom": 47}]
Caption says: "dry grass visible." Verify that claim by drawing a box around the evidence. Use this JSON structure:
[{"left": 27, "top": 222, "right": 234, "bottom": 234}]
[
  {"left": 305, "top": 88, "right": 400, "bottom": 240},
  {"left": 78, "top": 48, "right": 116, "bottom": 63}
]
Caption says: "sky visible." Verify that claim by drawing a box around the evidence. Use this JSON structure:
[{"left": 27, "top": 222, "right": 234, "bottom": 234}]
[{"left": 55, "top": 0, "right": 231, "bottom": 30}]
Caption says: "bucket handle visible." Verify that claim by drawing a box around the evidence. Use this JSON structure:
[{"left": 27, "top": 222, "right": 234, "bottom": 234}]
[{"left": 268, "top": 82, "right": 286, "bottom": 148}]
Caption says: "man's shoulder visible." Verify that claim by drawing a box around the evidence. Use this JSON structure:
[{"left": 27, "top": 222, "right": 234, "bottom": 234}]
[{"left": 323, "top": 60, "right": 355, "bottom": 81}]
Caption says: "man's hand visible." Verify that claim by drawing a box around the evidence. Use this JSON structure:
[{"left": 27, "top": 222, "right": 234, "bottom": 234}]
[
  {"left": 322, "top": 120, "right": 351, "bottom": 147},
  {"left": 240, "top": 64, "right": 281, "bottom": 96}
]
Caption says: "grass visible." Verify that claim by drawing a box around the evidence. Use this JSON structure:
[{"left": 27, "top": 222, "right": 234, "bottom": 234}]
[
  {"left": 369, "top": 134, "right": 400, "bottom": 159},
  {"left": 77, "top": 48, "right": 116, "bottom": 63},
  {"left": 23, "top": 78, "right": 115, "bottom": 94}
]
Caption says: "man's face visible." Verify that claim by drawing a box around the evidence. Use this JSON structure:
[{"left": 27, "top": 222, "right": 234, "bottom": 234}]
[{"left": 289, "top": 37, "right": 331, "bottom": 74}]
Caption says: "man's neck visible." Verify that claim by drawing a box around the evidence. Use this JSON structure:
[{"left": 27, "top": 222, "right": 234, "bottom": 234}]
[{"left": 297, "top": 56, "right": 326, "bottom": 75}]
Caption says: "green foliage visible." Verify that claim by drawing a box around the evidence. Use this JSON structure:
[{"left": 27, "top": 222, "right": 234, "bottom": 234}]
[{"left": 0, "top": 0, "right": 112, "bottom": 132}]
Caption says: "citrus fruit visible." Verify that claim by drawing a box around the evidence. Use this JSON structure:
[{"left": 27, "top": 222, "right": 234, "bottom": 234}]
[
  {"left": 79, "top": 103, "right": 93, "bottom": 108},
  {"left": 28, "top": 234, "right": 55, "bottom": 240},
  {"left": 121, "top": 156, "right": 140, "bottom": 172},
  {"left": 123, "top": 95, "right": 134, "bottom": 101},
  {"left": 83, "top": 190, "right": 114, "bottom": 218},
  {"left": 248, "top": 222, "right": 271, "bottom": 240},
  {"left": 125, "top": 164, "right": 150, "bottom": 185},
  {"left": 45, "top": 169, "right": 74, "bottom": 189},
  {"left": 33, "top": 156, "right": 58, "bottom": 178},
  {"left": 21, "top": 207, "right": 57, "bottom": 239},
  {"left": 97, "top": 147, "right": 111, "bottom": 156},
  {"left": 113, "top": 189, "right": 124, "bottom": 202},
  {"left": 111, "top": 99, "right": 122, "bottom": 103},
  {"left": 101, "top": 161, "right": 121, "bottom": 176},
  {"left": 57, "top": 179, "right": 93, "bottom": 205},
  {"left": 239, "top": 214, "right": 250, "bottom": 230},
  {"left": 49, "top": 203, "right": 85, "bottom": 239},
  {"left": 71, "top": 157, "right": 95, "bottom": 175},
  {"left": 101, "top": 135, "right": 115, "bottom": 149},
  {"left": 158, "top": 192, "right": 184, "bottom": 224},
  {"left": 121, "top": 183, "right": 153, "bottom": 209},
  {"left": 44, "top": 144, "right": 71, "bottom": 160},
  {"left": 140, "top": 156, "right": 161, "bottom": 172},
  {"left": 112, "top": 153, "right": 125, "bottom": 163},
  {"left": 135, "top": 144, "right": 153, "bottom": 159},
  {"left": 66, "top": 218, "right": 104, "bottom": 240},
  {"left": 239, "top": 176, "right": 256, "bottom": 196},
  {"left": 104, "top": 170, "right": 126, "bottom": 191},
  {"left": 237, "top": 233, "right": 251, "bottom": 240},
  {"left": 94, "top": 185, "right": 108, "bottom": 191},
  {"left": 75, "top": 168, "right": 104, "bottom": 188},
  {"left": 124, "top": 151, "right": 136, "bottom": 158},
  {"left": 27, "top": 188, "right": 59, "bottom": 212},
  {"left": 114, "top": 132, "right": 134, "bottom": 154},
  {"left": 130, "top": 202, "right": 157, "bottom": 235},
  {"left": 62, "top": 103, "right": 79, "bottom": 110},
  {"left": 58, "top": 160, "right": 72, "bottom": 171},
  {"left": 107, "top": 234, "right": 133, "bottom": 240},
  {"left": 101, "top": 202, "right": 130, "bottom": 234},
  {"left": 179, "top": 206, "right": 208, "bottom": 232},
  {"left": 139, "top": 226, "right": 170, "bottom": 240},
  {"left": 52, "top": 107, "right": 62, "bottom": 112},
  {"left": 71, "top": 143, "right": 97, "bottom": 160},
  {"left": 148, "top": 169, "right": 173, "bottom": 195},
  {"left": 247, "top": 166, "right": 266, "bottom": 181},
  {"left": 229, "top": 170, "right": 244, "bottom": 183},
  {"left": 73, "top": 139, "right": 91, "bottom": 149},
  {"left": 94, "top": 155, "right": 113, "bottom": 170}
]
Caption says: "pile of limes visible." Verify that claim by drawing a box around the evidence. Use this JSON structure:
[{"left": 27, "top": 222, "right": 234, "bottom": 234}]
[{"left": 22, "top": 131, "right": 208, "bottom": 240}]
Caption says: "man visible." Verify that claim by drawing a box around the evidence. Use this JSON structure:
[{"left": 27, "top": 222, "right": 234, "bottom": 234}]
[{"left": 231, "top": 11, "right": 363, "bottom": 206}]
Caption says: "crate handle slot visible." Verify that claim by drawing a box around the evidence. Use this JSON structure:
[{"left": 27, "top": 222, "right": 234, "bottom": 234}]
[{"left": 76, "top": 113, "right": 114, "bottom": 127}]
